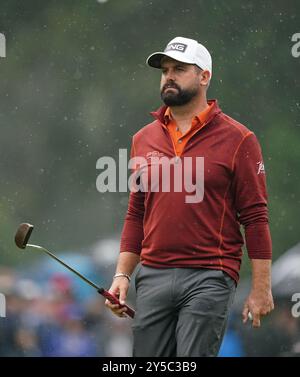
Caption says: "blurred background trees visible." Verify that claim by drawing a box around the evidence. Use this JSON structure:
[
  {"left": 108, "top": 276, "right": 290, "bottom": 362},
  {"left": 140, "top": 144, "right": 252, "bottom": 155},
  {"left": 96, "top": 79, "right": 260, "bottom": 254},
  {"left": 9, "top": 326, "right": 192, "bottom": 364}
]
[
  {"left": 0, "top": 0, "right": 299, "bottom": 273},
  {"left": 0, "top": 0, "right": 299, "bottom": 358}
]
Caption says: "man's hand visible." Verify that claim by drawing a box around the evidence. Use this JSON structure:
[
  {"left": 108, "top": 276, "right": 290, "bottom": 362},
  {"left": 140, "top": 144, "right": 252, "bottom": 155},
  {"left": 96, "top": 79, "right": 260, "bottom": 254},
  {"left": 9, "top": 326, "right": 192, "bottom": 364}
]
[
  {"left": 105, "top": 252, "right": 140, "bottom": 318},
  {"left": 242, "top": 259, "right": 274, "bottom": 328},
  {"left": 243, "top": 288, "right": 274, "bottom": 328},
  {"left": 105, "top": 276, "right": 130, "bottom": 318}
]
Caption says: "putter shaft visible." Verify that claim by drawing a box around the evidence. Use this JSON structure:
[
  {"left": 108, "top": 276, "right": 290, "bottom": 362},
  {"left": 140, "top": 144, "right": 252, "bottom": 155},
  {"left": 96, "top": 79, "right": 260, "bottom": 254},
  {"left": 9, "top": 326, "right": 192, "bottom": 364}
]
[
  {"left": 26, "top": 244, "right": 135, "bottom": 318},
  {"left": 27, "top": 244, "right": 100, "bottom": 290}
]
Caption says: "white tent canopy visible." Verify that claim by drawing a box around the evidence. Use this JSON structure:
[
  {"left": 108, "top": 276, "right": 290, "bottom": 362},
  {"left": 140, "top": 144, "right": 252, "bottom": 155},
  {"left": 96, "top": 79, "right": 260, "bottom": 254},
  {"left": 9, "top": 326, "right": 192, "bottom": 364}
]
[{"left": 271, "top": 242, "right": 300, "bottom": 297}]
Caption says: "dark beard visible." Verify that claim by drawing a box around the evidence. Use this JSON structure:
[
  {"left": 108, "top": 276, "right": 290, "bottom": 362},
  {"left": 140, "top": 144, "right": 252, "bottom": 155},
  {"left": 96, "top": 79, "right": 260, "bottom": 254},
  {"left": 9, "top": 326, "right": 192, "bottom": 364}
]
[{"left": 160, "top": 83, "right": 199, "bottom": 106}]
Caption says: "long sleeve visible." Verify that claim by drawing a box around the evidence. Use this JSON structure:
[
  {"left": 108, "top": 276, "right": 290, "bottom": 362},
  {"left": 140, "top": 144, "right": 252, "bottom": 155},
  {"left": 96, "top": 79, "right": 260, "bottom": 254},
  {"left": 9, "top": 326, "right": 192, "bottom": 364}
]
[
  {"left": 232, "top": 132, "right": 272, "bottom": 259},
  {"left": 120, "top": 139, "right": 145, "bottom": 254}
]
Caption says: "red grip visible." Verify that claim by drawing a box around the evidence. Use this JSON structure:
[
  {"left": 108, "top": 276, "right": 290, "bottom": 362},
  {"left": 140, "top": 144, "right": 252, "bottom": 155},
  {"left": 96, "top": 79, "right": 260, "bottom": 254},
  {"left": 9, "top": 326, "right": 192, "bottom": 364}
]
[{"left": 100, "top": 289, "right": 135, "bottom": 318}]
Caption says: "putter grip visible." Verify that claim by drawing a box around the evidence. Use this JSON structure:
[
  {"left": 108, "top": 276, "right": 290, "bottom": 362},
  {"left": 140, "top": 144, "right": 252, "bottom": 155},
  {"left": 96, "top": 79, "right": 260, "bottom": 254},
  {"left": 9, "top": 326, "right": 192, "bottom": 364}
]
[{"left": 99, "top": 289, "right": 135, "bottom": 318}]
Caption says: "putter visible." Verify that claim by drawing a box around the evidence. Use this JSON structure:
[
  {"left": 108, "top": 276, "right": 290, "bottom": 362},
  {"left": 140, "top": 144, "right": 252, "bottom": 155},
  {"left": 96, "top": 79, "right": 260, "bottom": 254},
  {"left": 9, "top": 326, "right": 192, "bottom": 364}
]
[{"left": 14, "top": 223, "right": 135, "bottom": 318}]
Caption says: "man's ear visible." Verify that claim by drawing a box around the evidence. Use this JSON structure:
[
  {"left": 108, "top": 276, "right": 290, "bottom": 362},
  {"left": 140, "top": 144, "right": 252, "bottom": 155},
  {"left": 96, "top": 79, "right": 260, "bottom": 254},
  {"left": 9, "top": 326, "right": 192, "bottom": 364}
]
[{"left": 200, "top": 70, "right": 211, "bottom": 86}]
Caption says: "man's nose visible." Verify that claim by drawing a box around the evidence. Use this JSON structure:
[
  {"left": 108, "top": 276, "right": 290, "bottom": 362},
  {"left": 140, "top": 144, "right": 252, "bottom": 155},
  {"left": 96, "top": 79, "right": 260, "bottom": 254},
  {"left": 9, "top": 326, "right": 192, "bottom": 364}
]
[{"left": 165, "top": 70, "right": 176, "bottom": 81}]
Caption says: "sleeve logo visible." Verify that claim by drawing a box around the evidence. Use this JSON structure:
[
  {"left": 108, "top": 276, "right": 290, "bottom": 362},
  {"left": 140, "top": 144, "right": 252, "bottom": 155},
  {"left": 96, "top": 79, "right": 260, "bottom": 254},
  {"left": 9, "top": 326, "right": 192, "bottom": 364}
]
[{"left": 257, "top": 161, "right": 265, "bottom": 175}]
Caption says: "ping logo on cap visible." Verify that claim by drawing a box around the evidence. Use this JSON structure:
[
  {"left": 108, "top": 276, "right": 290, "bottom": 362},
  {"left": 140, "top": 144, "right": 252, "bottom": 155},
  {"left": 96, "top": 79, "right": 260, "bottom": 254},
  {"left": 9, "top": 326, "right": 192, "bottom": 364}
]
[{"left": 165, "top": 43, "right": 187, "bottom": 53}]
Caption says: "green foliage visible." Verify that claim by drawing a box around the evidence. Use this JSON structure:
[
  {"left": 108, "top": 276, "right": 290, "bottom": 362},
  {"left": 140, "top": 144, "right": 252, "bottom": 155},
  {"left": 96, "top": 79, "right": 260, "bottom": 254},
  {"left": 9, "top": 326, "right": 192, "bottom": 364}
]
[{"left": 0, "top": 1, "right": 299, "bottom": 273}]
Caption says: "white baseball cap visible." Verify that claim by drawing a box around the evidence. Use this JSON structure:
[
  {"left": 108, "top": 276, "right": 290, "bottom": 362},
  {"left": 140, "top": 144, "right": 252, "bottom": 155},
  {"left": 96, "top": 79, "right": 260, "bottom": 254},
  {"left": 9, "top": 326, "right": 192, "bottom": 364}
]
[{"left": 146, "top": 36, "right": 212, "bottom": 77}]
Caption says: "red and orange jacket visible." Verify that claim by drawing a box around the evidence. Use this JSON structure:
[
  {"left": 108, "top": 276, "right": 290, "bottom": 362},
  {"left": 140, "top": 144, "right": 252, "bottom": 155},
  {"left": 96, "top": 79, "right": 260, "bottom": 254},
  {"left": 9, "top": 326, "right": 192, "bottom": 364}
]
[{"left": 120, "top": 99, "right": 272, "bottom": 282}]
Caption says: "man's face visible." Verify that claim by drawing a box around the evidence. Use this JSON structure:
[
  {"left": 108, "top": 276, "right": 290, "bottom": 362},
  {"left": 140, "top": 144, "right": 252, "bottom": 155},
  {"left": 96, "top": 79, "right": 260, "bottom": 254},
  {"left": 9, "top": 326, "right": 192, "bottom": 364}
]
[{"left": 160, "top": 58, "right": 202, "bottom": 106}]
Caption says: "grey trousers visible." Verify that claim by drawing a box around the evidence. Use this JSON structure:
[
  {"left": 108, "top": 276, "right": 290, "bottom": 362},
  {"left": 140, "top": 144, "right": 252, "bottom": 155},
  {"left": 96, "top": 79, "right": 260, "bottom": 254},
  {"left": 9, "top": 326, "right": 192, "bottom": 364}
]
[{"left": 132, "top": 265, "right": 236, "bottom": 357}]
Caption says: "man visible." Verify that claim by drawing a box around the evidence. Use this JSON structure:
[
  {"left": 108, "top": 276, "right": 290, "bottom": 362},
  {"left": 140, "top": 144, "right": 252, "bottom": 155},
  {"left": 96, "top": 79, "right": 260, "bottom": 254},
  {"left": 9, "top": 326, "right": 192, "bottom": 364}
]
[{"left": 105, "top": 36, "right": 274, "bottom": 357}]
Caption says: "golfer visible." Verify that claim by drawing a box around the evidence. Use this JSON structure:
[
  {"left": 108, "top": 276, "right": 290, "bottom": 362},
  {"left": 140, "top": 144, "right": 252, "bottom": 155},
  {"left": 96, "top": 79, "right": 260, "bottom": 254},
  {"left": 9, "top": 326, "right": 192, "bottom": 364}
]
[{"left": 105, "top": 36, "right": 274, "bottom": 357}]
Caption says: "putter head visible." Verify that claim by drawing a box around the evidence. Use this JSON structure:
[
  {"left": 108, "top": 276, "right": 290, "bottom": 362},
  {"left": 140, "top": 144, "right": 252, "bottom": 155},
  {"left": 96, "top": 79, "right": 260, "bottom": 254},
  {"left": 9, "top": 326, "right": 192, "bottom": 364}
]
[{"left": 15, "top": 223, "right": 34, "bottom": 249}]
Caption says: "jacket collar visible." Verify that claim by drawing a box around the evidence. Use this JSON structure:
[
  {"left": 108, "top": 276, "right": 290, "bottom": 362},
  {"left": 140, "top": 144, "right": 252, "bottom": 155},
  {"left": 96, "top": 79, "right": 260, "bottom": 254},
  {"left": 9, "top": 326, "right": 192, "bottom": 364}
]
[{"left": 150, "top": 99, "right": 221, "bottom": 127}]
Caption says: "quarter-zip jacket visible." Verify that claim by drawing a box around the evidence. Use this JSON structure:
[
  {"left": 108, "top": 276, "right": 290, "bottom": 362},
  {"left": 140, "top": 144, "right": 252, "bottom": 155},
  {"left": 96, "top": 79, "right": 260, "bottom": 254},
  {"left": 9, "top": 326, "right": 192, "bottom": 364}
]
[{"left": 120, "top": 99, "right": 272, "bottom": 282}]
